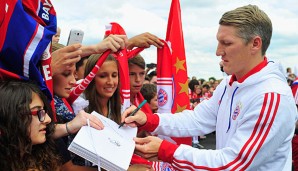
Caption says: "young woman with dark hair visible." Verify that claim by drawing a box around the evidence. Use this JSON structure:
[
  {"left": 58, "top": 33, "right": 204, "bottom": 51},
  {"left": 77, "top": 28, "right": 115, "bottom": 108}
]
[{"left": 0, "top": 80, "right": 60, "bottom": 171}]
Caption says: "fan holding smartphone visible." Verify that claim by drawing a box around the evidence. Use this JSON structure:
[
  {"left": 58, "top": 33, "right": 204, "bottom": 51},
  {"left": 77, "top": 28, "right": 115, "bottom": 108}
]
[{"left": 67, "top": 29, "right": 84, "bottom": 45}]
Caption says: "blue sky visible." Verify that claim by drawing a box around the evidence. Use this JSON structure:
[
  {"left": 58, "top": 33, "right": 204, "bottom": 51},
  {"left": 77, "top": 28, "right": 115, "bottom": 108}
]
[{"left": 52, "top": 0, "right": 298, "bottom": 80}]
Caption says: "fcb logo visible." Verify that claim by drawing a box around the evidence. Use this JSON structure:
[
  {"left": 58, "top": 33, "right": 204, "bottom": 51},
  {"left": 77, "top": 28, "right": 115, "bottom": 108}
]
[
  {"left": 232, "top": 102, "right": 242, "bottom": 120},
  {"left": 160, "top": 162, "right": 175, "bottom": 170},
  {"left": 158, "top": 88, "right": 168, "bottom": 106}
]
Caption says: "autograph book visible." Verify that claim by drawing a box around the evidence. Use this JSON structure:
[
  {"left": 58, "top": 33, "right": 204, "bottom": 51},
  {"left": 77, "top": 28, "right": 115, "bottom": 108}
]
[{"left": 68, "top": 111, "right": 137, "bottom": 171}]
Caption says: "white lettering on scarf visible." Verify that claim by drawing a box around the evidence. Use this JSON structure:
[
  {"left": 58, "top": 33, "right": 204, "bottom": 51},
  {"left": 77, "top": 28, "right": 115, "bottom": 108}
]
[{"left": 41, "top": 0, "right": 52, "bottom": 21}]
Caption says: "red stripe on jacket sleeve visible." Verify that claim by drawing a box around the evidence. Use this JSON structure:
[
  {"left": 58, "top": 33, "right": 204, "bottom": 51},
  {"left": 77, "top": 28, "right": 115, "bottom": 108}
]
[
  {"left": 158, "top": 140, "right": 179, "bottom": 163},
  {"left": 139, "top": 112, "right": 160, "bottom": 132}
]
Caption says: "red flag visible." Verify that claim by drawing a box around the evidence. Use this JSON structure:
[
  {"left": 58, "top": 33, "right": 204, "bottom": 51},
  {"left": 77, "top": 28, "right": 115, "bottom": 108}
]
[{"left": 157, "top": 0, "right": 191, "bottom": 145}]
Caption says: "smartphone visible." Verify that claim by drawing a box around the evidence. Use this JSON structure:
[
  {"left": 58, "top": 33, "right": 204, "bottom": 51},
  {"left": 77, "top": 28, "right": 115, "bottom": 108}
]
[{"left": 67, "top": 29, "right": 84, "bottom": 45}]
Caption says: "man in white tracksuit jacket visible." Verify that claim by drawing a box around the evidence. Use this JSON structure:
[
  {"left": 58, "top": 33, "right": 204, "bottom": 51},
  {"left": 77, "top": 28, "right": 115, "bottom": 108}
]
[{"left": 122, "top": 5, "right": 298, "bottom": 171}]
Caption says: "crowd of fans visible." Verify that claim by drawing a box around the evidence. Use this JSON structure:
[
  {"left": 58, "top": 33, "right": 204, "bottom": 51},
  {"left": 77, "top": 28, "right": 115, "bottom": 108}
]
[{"left": 0, "top": 1, "right": 297, "bottom": 171}]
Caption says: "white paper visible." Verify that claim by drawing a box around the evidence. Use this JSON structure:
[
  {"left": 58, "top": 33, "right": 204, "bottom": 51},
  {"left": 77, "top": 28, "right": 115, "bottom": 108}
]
[{"left": 68, "top": 111, "right": 137, "bottom": 171}]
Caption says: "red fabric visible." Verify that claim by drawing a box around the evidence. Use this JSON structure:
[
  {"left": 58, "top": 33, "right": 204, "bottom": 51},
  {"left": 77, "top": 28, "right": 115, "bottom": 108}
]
[
  {"left": 229, "top": 57, "right": 268, "bottom": 85},
  {"left": 292, "top": 79, "right": 298, "bottom": 170},
  {"left": 62, "top": 98, "right": 74, "bottom": 113},
  {"left": 0, "top": 0, "right": 7, "bottom": 28},
  {"left": 130, "top": 154, "right": 153, "bottom": 166},
  {"left": 293, "top": 82, "right": 298, "bottom": 96},
  {"left": 107, "top": 23, "right": 130, "bottom": 111},
  {"left": 156, "top": 40, "right": 173, "bottom": 113},
  {"left": 158, "top": 140, "right": 179, "bottom": 163},
  {"left": 165, "top": 0, "right": 190, "bottom": 113},
  {"left": 0, "top": 68, "right": 21, "bottom": 79},
  {"left": 108, "top": 23, "right": 144, "bottom": 112},
  {"left": 292, "top": 78, "right": 298, "bottom": 105},
  {"left": 156, "top": 0, "right": 191, "bottom": 145},
  {"left": 293, "top": 135, "right": 298, "bottom": 171},
  {"left": 109, "top": 23, "right": 131, "bottom": 112},
  {"left": 139, "top": 109, "right": 160, "bottom": 133},
  {"left": 133, "top": 92, "right": 155, "bottom": 133},
  {"left": 0, "top": 0, "right": 56, "bottom": 120},
  {"left": 190, "top": 92, "right": 203, "bottom": 100},
  {"left": 22, "top": 0, "right": 56, "bottom": 26},
  {"left": 41, "top": 55, "right": 56, "bottom": 121}
]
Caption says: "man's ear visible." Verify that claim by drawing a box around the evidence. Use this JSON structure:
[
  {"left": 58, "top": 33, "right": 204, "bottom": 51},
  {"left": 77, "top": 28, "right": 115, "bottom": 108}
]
[{"left": 251, "top": 36, "right": 262, "bottom": 55}]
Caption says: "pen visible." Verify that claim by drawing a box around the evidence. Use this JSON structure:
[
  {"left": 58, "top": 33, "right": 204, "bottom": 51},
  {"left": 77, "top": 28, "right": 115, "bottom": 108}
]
[{"left": 118, "top": 100, "right": 147, "bottom": 128}]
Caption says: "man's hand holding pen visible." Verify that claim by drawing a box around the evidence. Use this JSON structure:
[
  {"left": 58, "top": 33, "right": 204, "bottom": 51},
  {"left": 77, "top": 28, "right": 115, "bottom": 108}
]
[
  {"left": 120, "top": 105, "right": 148, "bottom": 128},
  {"left": 121, "top": 102, "right": 163, "bottom": 160}
]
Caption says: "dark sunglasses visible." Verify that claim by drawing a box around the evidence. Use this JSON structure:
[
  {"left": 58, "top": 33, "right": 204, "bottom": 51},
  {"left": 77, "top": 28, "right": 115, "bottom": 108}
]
[{"left": 31, "top": 109, "right": 47, "bottom": 122}]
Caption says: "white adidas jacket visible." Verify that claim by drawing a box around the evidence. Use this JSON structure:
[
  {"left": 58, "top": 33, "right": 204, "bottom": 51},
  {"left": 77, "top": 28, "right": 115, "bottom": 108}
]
[{"left": 142, "top": 60, "right": 298, "bottom": 170}]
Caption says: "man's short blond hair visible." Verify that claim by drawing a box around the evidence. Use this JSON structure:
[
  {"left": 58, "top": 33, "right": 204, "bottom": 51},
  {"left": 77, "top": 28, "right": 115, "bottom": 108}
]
[{"left": 219, "top": 5, "right": 272, "bottom": 55}]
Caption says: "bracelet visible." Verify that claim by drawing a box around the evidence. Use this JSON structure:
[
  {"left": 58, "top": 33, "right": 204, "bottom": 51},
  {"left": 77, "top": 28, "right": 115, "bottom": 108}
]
[{"left": 65, "top": 122, "right": 71, "bottom": 135}]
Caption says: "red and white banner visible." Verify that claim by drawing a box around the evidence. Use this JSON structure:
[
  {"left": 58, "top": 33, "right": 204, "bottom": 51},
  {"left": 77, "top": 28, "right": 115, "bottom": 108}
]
[{"left": 157, "top": 0, "right": 192, "bottom": 145}]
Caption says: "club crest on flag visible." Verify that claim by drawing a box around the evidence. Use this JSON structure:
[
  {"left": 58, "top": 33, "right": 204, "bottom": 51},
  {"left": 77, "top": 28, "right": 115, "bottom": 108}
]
[
  {"left": 158, "top": 88, "right": 168, "bottom": 106},
  {"left": 156, "top": 0, "right": 192, "bottom": 145}
]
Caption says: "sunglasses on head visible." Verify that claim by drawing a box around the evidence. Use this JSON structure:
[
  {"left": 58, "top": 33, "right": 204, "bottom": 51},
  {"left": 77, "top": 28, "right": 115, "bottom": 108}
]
[{"left": 31, "top": 109, "right": 47, "bottom": 122}]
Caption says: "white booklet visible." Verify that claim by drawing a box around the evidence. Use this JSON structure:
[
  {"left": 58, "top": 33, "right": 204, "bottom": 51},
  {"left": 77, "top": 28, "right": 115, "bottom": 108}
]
[{"left": 68, "top": 111, "right": 137, "bottom": 171}]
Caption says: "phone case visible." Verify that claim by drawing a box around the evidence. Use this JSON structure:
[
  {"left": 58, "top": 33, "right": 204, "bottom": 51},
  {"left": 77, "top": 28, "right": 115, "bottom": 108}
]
[{"left": 67, "top": 29, "right": 84, "bottom": 45}]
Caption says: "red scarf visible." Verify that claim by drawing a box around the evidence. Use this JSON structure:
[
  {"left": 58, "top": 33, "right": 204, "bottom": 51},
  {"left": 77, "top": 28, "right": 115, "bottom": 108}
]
[
  {"left": 67, "top": 22, "right": 144, "bottom": 107},
  {"left": 0, "top": 0, "right": 57, "bottom": 120}
]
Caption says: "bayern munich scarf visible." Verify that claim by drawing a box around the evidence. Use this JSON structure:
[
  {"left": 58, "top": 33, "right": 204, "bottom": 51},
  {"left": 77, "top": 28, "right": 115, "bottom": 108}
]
[
  {"left": 0, "top": 0, "right": 56, "bottom": 100},
  {"left": 67, "top": 22, "right": 144, "bottom": 114}
]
